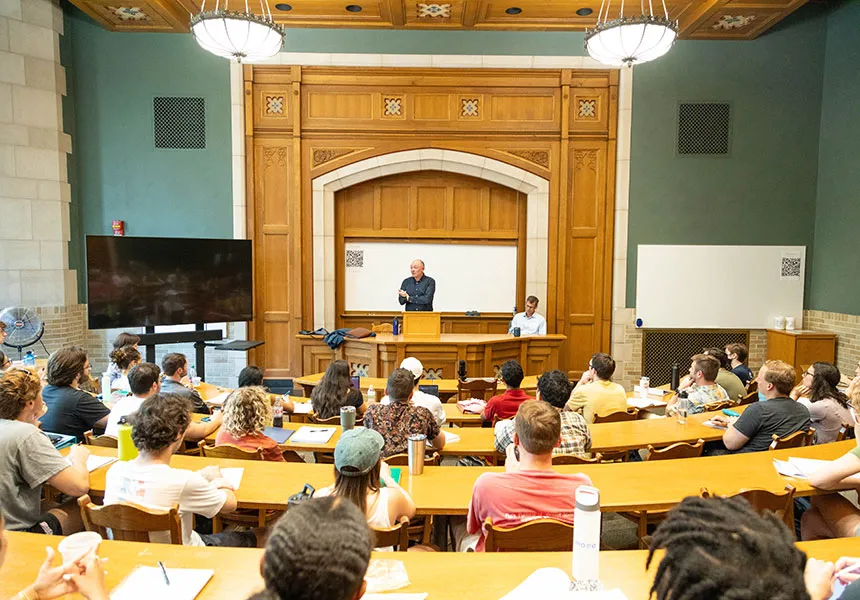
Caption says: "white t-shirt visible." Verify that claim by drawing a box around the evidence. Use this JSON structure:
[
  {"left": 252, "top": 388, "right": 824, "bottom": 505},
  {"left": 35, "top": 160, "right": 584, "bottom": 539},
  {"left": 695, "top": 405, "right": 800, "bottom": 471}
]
[
  {"left": 113, "top": 375, "right": 131, "bottom": 393},
  {"left": 381, "top": 389, "right": 446, "bottom": 427},
  {"left": 104, "top": 460, "right": 227, "bottom": 546},
  {"left": 509, "top": 312, "right": 547, "bottom": 335},
  {"left": 104, "top": 396, "right": 145, "bottom": 437}
]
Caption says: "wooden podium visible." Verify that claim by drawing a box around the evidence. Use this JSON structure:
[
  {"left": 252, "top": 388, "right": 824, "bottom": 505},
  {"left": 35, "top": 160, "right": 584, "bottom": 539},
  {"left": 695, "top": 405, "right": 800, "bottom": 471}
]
[{"left": 403, "top": 312, "right": 441, "bottom": 338}]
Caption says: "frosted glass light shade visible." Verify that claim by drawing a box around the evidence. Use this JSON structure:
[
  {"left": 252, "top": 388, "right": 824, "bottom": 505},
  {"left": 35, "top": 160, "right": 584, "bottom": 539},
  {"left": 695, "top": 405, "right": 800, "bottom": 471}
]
[
  {"left": 585, "top": 16, "right": 677, "bottom": 67},
  {"left": 191, "top": 10, "right": 285, "bottom": 63}
]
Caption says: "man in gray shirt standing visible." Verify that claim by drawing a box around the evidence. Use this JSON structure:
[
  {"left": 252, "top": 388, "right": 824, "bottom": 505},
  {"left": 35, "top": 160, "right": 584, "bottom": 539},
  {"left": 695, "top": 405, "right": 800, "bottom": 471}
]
[{"left": 397, "top": 259, "right": 436, "bottom": 312}]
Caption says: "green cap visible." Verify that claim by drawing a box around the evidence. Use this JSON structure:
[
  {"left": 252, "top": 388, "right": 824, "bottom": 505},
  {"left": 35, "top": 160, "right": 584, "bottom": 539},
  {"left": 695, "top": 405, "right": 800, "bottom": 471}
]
[{"left": 334, "top": 428, "right": 384, "bottom": 476}]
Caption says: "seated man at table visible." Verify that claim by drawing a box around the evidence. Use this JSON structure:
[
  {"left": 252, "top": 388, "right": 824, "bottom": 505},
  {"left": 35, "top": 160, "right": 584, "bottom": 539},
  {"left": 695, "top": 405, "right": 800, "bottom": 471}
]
[
  {"left": 39, "top": 346, "right": 110, "bottom": 441},
  {"left": 104, "top": 362, "right": 160, "bottom": 437},
  {"left": 565, "top": 353, "right": 628, "bottom": 423},
  {"left": 703, "top": 347, "right": 747, "bottom": 402},
  {"left": 467, "top": 401, "right": 592, "bottom": 551},
  {"left": 160, "top": 352, "right": 211, "bottom": 414},
  {"left": 0, "top": 367, "right": 91, "bottom": 535},
  {"left": 726, "top": 342, "right": 755, "bottom": 387},
  {"left": 482, "top": 360, "right": 534, "bottom": 423},
  {"left": 379, "top": 357, "right": 445, "bottom": 427},
  {"left": 710, "top": 360, "right": 811, "bottom": 454},
  {"left": 496, "top": 369, "right": 591, "bottom": 458},
  {"left": 509, "top": 295, "right": 547, "bottom": 336},
  {"left": 668, "top": 354, "right": 731, "bottom": 416},
  {"left": 104, "top": 393, "right": 259, "bottom": 547},
  {"left": 364, "top": 368, "right": 445, "bottom": 458}
]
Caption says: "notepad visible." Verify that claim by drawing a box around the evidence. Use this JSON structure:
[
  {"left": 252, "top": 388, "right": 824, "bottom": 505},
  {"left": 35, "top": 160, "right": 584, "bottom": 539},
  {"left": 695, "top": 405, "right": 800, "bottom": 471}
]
[
  {"left": 702, "top": 416, "right": 738, "bottom": 430},
  {"left": 263, "top": 427, "right": 295, "bottom": 444},
  {"left": 85, "top": 455, "right": 117, "bottom": 472},
  {"left": 110, "top": 566, "right": 214, "bottom": 600},
  {"left": 627, "top": 397, "right": 667, "bottom": 409},
  {"left": 290, "top": 426, "right": 337, "bottom": 444},
  {"left": 773, "top": 457, "right": 829, "bottom": 479},
  {"left": 220, "top": 468, "right": 244, "bottom": 490},
  {"left": 292, "top": 402, "right": 313, "bottom": 414},
  {"left": 205, "top": 392, "right": 230, "bottom": 407},
  {"left": 500, "top": 568, "right": 629, "bottom": 600}
]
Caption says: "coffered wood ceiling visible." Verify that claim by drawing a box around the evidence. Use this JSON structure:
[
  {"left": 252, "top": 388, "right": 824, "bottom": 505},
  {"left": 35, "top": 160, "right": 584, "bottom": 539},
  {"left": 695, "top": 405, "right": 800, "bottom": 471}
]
[{"left": 70, "top": 0, "right": 807, "bottom": 40}]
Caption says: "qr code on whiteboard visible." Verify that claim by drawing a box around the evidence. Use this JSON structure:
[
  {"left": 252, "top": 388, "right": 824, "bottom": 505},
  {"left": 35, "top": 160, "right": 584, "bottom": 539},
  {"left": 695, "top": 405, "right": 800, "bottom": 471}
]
[
  {"left": 781, "top": 256, "right": 802, "bottom": 280},
  {"left": 346, "top": 250, "right": 364, "bottom": 268}
]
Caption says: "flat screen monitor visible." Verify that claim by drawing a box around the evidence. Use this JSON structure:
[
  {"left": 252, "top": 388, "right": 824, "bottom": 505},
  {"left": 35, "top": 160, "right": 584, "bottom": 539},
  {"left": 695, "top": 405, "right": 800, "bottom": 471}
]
[{"left": 86, "top": 235, "right": 253, "bottom": 329}]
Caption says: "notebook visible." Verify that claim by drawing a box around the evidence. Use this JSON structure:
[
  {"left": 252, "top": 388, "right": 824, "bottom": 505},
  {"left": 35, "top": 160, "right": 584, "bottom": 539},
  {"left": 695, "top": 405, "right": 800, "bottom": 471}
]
[
  {"left": 220, "top": 468, "right": 244, "bottom": 490},
  {"left": 84, "top": 455, "right": 117, "bottom": 472},
  {"left": 773, "top": 457, "right": 829, "bottom": 479},
  {"left": 110, "top": 566, "right": 214, "bottom": 600},
  {"left": 290, "top": 426, "right": 337, "bottom": 444},
  {"left": 205, "top": 392, "right": 230, "bottom": 407},
  {"left": 291, "top": 402, "right": 313, "bottom": 414},
  {"left": 263, "top": 426, "right": 295, "bottom": 444}
]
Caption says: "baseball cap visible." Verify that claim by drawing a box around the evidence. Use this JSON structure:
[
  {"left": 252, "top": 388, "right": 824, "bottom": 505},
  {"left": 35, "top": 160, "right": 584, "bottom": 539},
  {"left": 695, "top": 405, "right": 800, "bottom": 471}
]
[
  {"left": 334, "top": 428, "right": 384, "bottom": 476},
  {"left": 400, "top": 357, "right": 423, "bottom": 380}
]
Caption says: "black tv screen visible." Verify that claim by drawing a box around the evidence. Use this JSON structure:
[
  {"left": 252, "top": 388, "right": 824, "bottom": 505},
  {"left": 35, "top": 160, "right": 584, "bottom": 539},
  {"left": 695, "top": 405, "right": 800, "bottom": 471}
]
[{"left": 86, "top": 236, "right": 253, "bottom": 329}]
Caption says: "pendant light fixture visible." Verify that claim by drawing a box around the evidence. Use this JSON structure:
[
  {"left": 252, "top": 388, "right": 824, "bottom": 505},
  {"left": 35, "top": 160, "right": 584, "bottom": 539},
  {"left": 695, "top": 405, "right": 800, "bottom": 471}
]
[
  {"left": 191, "top": 0, "right": 285, "bottom": 63},
  {"left": 585, "top": 0, "right": 678, "bottom": 67}
]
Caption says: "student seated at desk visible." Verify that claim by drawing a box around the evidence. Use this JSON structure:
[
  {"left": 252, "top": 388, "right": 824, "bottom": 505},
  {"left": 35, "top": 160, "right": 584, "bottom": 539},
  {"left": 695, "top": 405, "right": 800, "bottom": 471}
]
[
  {"left": 104, "top": 393, "right": 259, "bottom": 547},
  {"left": 703, "top": 347, "right": 747, "bottom": 402},
  {"left": 311, "top": 360, "right": 365, "bottom": 420},
  {"left": 315, "top": 428, "right": 415, "bottom": 546},
  {"left": 726, "top": 342, "right": 755, "bottom": 387},
  {"left": 0, "top": 509, "right": 110, "bottom": 600},
  {"left": 467, "top": 401, "right": 592, "bottom": 552},
  {"left": 247, "top": 497, "right": 372, "bottom": 600},
  {"left": 40, "top": 346, "right": 110, "bottom": 442},
  {"left": 648, "top": 495, "right": 847, "bottom": 600},
  {"left": 668, "top": 354, "right": 731, "bottom": 416},
  {"left": 215, "top": 387, "right": 285, "bottom": 462},
  {"left": 709, "top": 360, "right": 811, "bottom": 454},
  {"left": 238, "top": 365, "right": 294, "bottom": 415},
  {"left": 106, "top": 331, "right": 140, "bottom": 387},
  {"left": 565, "top": 353, "right": 627, "bottom": 424},
  {"left": 791, "top": 362, "right": 852, "bottom": 444},
  {"left": 0, "top": 368, "right": 91, "bottom": 535},
  {"left": 104, "top": 362, "right": 160, "bottom": 437},
  {"left": 160, "top": 353, "right": 211, "bottom": 415},
  {"left": 482, "top": 360, "right": 534, "bottom": 422},
  {"left": 380, "top": 357, "right": 445, "bottom": 428},
  {"left": 107, "top": 345, "right": 140, "bottom": 398},
  {"left": 802, "top": 438, "right": 860, "bottom": 540},
  {"left": 496, "top": 369, "right": 591, "bottom": 457},
  {"left": 365, "top": 368, "right": 444, "bottom": 458}
]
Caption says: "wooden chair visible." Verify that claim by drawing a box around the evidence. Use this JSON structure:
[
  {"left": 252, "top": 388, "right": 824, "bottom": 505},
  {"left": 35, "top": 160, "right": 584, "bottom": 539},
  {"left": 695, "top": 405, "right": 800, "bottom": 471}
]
[
  {"left": 645, "top": 439, "right": 704, "bottom": 461},
  {"left": 385, "top": 452, "right": 441, "bottom": 466},
  {"left": 371, "top": 323, "right": 394, "bottom": 334},
  {"left": 483, "top": 517, "right": 574, "bottom": 552},
  {"left": 702, "top": 484, "right": 796, "bottom": 536},
  {"left": 78, "top": 494, "right": 182, "bottom": 544},
  {"left": 457, "top": 378, "right": 498, "bottom": 402},
  {"left": 198, "top": 440, "right": 264, "bottom": 460},
  {"left": 746, "top": 379, "right": 758, "bottom": 394},
  {"left": 592, "top": 408, "right": 640, "bottom": 423},
  {"left": 737, "top": 390, "right": 758, "bottom": 406},
  {"left": 311, "top": 414, "right": 342, "bottom": 425},
  {"left": 703, "top": 400, "right": 735, "bottom": 412},
  {"left": 83, "top": 430, "right": 118, "bottom": 448},
  {"left": 769, "top": 428, "right": 814, "bottom": 450},
  {"left": 552, "top": 453, "right": 602, "bottom": 465},
  {"left": 372, "top": 515, "right": 410, "bottom": 551},
  {"left": 836, "top": 423, "right": 856, "bottom": 442},
  {"left": 382, "top": 454, "right": 439, "bottom": 544}
]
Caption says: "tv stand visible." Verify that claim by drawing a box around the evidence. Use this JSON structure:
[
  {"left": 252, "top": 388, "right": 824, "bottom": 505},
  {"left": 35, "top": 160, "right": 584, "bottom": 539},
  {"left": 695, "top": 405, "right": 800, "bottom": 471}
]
[{"left": 139, "top": 324, "right": 223, "bottom": 380}]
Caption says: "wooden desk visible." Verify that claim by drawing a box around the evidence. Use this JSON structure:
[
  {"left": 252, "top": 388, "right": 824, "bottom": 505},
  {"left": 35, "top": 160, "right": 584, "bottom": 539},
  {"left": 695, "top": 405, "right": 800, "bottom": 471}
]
[
  {"left": 70, "top": 440, "right": 856, "bottom": 516},
  {"left": 2, "top": 533, "right": 858, "bottom": 600},
  {"left": 767, "top": 329, "right": 837, "bottom": 384},
  {"left": 297, "top": 333, "right": 566, "bottom": 380}
]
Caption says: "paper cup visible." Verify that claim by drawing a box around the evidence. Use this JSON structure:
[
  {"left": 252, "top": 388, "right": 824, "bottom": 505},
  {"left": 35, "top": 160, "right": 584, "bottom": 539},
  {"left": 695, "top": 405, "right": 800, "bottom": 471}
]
[{"left": 57, "top": 531, "right": 102, "bottom": 565}]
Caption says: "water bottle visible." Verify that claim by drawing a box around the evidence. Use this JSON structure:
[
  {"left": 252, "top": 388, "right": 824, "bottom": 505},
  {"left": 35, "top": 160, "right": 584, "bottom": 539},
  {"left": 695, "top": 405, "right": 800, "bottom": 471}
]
[
  {"left": 117, "top": 418, "right": 138, "bottom": 461},
  {"left": 676, "top": 390, "right": 689, "bottom": 425},
  {"left": 101, "top": 372, "right": 112, "bottom": 398},
  {"left": 272, "top": 401, "right": 283, "bottom": 428},
  {"left": 392, "top": 317, "right": 399, "bottom": 336},
  {"left": 639, "top": 376, "right": 650, "bottom": 400},
  {"left": 23, "top": 351, "right": 36, "bottom": 366},
  {"left": 367, "top": 385, "right": 376, "bottom": 404},
  {"left": 189, "top": 365, "right": 198, "bottom": 386},
  {"left": 671, "top": 363, "right": 680, "bottom": 391},
  {"left": 572, "top": 485, "right": 601, "bottom": 585}
]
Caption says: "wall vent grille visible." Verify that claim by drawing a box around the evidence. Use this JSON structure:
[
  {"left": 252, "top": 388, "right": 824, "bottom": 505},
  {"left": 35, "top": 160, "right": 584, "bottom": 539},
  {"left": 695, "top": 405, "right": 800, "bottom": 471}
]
[
  {"left": 678, "top": 103, "right": 731, "bottom": 155},
  {"left": 153, "top": 97, "right": 206, "bottom": 150}
]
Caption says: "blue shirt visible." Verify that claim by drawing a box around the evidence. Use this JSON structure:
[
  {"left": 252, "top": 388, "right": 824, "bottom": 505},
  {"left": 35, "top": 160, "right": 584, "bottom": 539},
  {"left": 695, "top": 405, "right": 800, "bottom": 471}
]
[
  {"left": 398, "top": 276, "right": 435, "bottom": 311},
  {"left": 731, "top": 364, "right": 754, "bottom": 387}
]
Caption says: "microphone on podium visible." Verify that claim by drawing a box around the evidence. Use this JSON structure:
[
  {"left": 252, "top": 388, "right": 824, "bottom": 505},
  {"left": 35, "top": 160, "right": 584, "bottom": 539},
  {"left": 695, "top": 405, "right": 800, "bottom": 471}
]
[{"left": 458, "top": 360, "right": 467, "bottom": 382}]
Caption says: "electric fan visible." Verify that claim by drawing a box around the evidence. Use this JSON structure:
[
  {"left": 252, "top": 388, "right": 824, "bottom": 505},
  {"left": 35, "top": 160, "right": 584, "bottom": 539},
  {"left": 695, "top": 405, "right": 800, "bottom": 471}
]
[{"left": 0, "top": 306, "right": 48, "bottom": 359}]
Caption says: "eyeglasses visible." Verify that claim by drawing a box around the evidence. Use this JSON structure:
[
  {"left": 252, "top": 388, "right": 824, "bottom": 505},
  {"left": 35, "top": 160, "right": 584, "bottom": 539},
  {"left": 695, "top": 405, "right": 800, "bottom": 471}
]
[{"left": 804, "top": 370, "right": 814, "bottom": 377}]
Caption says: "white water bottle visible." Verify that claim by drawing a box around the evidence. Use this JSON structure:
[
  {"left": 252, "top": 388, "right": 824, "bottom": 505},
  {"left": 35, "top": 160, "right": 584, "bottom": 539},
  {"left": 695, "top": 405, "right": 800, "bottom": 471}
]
[
  {"left": 101, "top": 372, "right": 112, "bottom": 399},
  {"left": 367, "top": 385, "right": 376, "bottom": 404},
  {"left": 573, "top": 486, "right": 601, "bottom": 584}
]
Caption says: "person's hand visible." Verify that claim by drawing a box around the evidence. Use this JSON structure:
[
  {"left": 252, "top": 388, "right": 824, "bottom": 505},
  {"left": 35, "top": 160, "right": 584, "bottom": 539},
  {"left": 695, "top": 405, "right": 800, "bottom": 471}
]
[
  {"left": 579, "top": 371, "right": 594, "bottom": 385},
  {"left": 25, "top": 547, "right": 79, "bottom": 600},
  {"left": 379, "top": 461, "right": 397, "bottom": 487},
  {"left": 804, "top": 558, "right": 835, "bottom": 600},
  {"left": 710, "top": 415, "right": 729, "bottom": 427},
  {"left": 180, "top": 375, "right": 191, "bottom": 387},
  {"left": 68, "top": 444, "right": 90, "bottom": 466},
  {"left": 791, "top": 385, "right": 811, "bottom": 400},
  {"left": 678, "top": 376, "right": 693, "bottom": 391},
  {"left": 834, "top": 557, "right": 860, "bottom": 584},
  {"left": 504, "top": 444, "right": 520, "bottom": 473},
  {"left": 398, "top": 289, "right": 408, "bottom": 298},
  {"left": 198, "top": 465, "right": 222, "bottom": 482},
  {"left": 68, "top": 553, "right": 109, "bottom": 600},
  {"left": 209, "top": 410, "right": 223, "bottom": 425},
  {"left": 211, "top": 477, "right": 236, "bottom": 491}
]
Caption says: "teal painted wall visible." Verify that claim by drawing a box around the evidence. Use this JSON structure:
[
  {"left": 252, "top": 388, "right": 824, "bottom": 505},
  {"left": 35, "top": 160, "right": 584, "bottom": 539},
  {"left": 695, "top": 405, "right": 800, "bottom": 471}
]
[
  {"left": 64, "top": 8, "right": 232, "bottom": 300},
  {"left": 625, "top": 12, "right": 827, "bottom": 307},
  {"left": 808, "top": 1, "right": 860, "bottom": 315}
]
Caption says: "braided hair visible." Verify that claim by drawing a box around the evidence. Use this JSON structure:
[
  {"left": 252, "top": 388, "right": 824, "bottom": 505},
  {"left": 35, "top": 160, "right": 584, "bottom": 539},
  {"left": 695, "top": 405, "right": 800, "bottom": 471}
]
[
  {"left": 253, "top": 496, "right": 371, "bottom": 600},
  {"left": 647, "top": 496, "right": 809, "bottom": 600}
]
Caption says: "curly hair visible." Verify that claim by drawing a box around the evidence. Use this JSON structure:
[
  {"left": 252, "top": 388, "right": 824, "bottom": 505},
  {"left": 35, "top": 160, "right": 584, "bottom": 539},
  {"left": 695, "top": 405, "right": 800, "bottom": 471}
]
[
  {"left": 46, "top": 346, "right": 88, "bottom": 387},
  {"left": 222, "top": 386, "right": 270, "bottom": 437},
  {"left": 127, "top": 393, "right": 191, "bottom": 453},
  {"left": 647, "top": 496, "right": 809, "bottom": 600},
  {"left": 109, "top": 345, "right": 141, "bottom": 371},
  {"left": 257, "top": 496, "right": 371, "bottom": 600},
  {"left": 0, "top": 368, "right": 42, "bottom": 420},
  {"left": 311, "top": 360, "right": 352, "bottom": 420},
  {"left": 536, "top": 369, "right": 571, "bottom": 409},
  {"left": 809, "top": 362, "right": 850, "bottom": 408}
]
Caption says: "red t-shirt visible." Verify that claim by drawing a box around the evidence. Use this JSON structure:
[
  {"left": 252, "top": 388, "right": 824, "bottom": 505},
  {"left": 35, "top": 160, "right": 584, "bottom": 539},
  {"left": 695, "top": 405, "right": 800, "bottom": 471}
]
[
  {"left": 467, "top": 469, "right": 593, "bottom": 551},
  {"left": 483, "top": 389, "right": 534, "bottom": 422},
  {"left": 214, "top": 430, "right": 285, "bottom": 462}
]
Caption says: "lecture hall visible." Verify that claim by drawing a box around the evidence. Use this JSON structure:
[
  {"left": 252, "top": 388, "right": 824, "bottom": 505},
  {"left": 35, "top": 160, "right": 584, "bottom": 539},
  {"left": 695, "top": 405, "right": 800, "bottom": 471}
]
[{"left": 1, "top": 0, "right": 859, "bottom": 598}]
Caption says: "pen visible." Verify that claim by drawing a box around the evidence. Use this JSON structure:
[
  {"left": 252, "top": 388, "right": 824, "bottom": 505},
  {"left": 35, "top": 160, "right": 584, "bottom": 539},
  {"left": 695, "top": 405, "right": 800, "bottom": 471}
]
[{"left": 158, "top": 561, "right": 171, "bottom": 586}]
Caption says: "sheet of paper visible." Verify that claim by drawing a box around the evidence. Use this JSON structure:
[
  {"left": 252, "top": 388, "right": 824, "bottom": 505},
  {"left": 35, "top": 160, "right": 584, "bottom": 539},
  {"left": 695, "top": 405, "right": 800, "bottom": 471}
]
[
  {"left": 702, "top": 419, "right": 727, "bottom": 430},
  {"left": 110, "top": 566, "right": 214, "bottom": 600},
  {"left": 501, "top": 569, "right": 629, "bottom": 600},
  {"left": 205, "top": 392, "right": 230, "bottom": 407},
  {"left": 773, "top": 459, "right": 807, "bottom": 479},
  {"left": 788, "top": 457, "right": 829, "bottom": 476},
  {"left": 68, "top": 455, "right": 116, "bottom": 472},
  {"left": 441, "top": 430, "right": 461, "bottom": 444},
  {"left": 633, "top": 385, "right": 668, "bottom": 397},
  {"left": 220, "top": 467, "right": 244, "bottom": 490},
  {"left": 292, "top": 402, "right": 313, "bottom": 414},
  {"left": 627, "top": 397, "right": 667, "bottom": 409},
  {"left": 289, "top": 426, "right": 337, "bottom": 444}
]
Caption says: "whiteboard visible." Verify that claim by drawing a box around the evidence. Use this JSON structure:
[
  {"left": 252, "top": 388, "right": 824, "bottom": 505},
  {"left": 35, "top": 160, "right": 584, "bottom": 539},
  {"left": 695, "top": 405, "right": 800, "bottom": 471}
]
[
  {"left": 635, "top": 245, "right": 805, "bottom": 329},
  {"left": 344, "top": 241, "right": 517, "bottom": 313}
]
